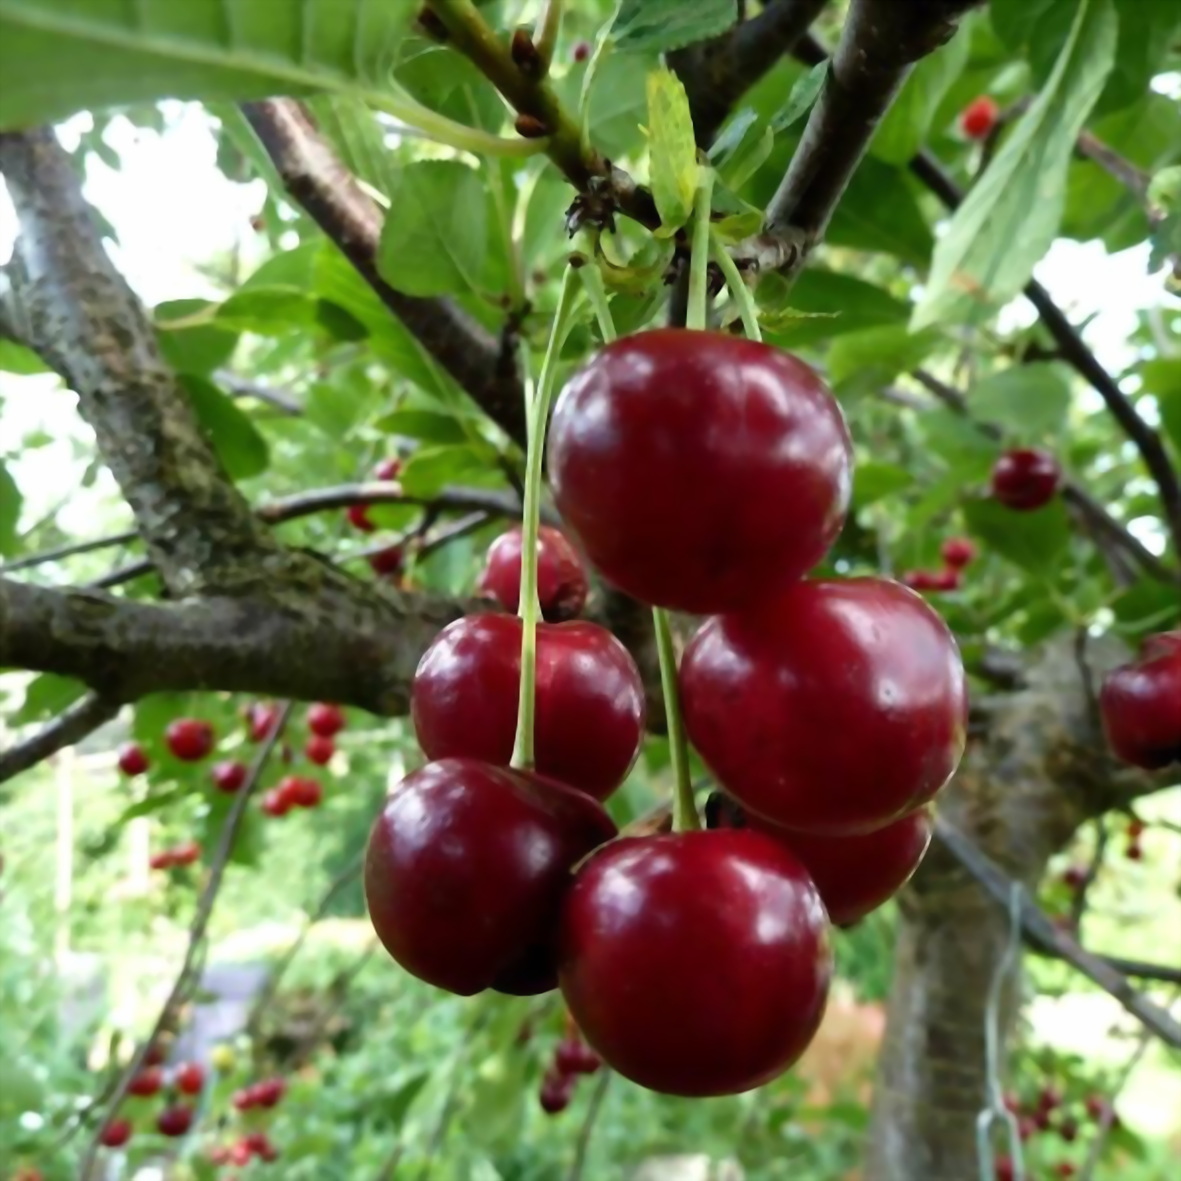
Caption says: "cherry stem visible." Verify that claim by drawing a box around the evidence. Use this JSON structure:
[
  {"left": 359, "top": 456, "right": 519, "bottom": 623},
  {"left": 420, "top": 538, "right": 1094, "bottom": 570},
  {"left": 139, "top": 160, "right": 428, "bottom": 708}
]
[
  {"left": 511, "top": 265, "right": 581, "bottom": 771},
  {"left": 686, "top": 168, "right": 715, "bottom": 333},
  {"left": 578, "top": 257, "right": 615, "bottom": 344},
  {"left": 710, "top": 233, "right": 762, "bottom": 341}
]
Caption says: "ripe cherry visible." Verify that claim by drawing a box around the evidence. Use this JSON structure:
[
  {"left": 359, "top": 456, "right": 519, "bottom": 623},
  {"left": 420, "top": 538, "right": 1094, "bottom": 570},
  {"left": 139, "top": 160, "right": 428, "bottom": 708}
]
[
  {"left": 681, "top": 578, "right": 967, "bottom": 834},
  {"left": 1055, "top": 1165, "right": 1077, "bottom": 1179},
  {"left": 128, "top": 1067, "right": 163, "bottom": 1098},
  {"left": 740, "top": 807, "right": 933, "bottom": 925},
  {"left": 307, "top": 703, "right": 346, "bottom": 738},
  {"left": 368, "top": 544, "right": 404, "bottom": 578},
  {"left": 548, "top": 329, "right": 852, "bottom": 613},
  {"left": 1125, "top": 842, "right": 1143, "bottom": 861},
  {"left": 478, "top": 525, "right": 589, "bottom": 621},
  {"left": 262, "top": 789, "right": 292, "bottom": 817},
  {"left": 902, "top": 568, "right": 960, "bottom": 593},
  {"left": 280, "top": 775, "right": 322, "bottom": 808},
  {"left": 117, "top": 743, "right": 150, "bottom": 777},
  {"left": 374, "top": 457, "right": 402, "bottom": 482},
  {"left": 941, "top": 537, "right": 977, "bottom": 569},
  {"left": 1038, "top": 1085, "right": 1063, "bottom": 1112},
  {"left": 149, "top": 850, "right": 175, "bottom": 871},
  {"left": 1059, "top": 1117, "right": 1078, "bottom": 1142},
  {"left": 555, "top": 1038, "right": 601, "bottom": 1076},
  {"left": 412, "top": 614, "right": 645, "bottom": 801},
  {"left": 211, "top": 761, "right": 248, "bottom": 794},
  {"left": 230, "top": 1140, "right": 253, "bottom": 1166},
  {"left": 990, "top": 448, "right": 1061, "bottom": 511},
  {"left": 165, "top": 718, "right": 215, "bottom": 762},
  {"left": 365, "top": 758, "right": 616, "bottom": 996},
  {"left": 346, "top": 503, "right": 375, "bottom": 532},
  {"left": 305, "top": 734, "right": 335, "bottom": 765},
  {"left": 1126, "top": 818, "right": 1145, "bottom": 839},
  {"left": 99, "top": 1118, "right": 132, "bottom": 1148},
  {"left": 559, "top": 829, "right": 831, "bottom": 1096},
  {"left": 572, "top": 40, "right": 591, "bottom": 63},
  {"left": 174, "top": 1061, "right": 204, "bottom": 1095},
  {"left": 142, "top": 1043, "right": 167, "bottom": 1068},
  {"left": 995, "top": 1157, "right": 1015, "bottom": 1181},
  {"left": 245, "top": 702, "right": 280, "bottom": 742},
  {"left": 1062, "top": 865, "right": 1087, "bottom": 890},
  {"left": 960, "top": 95, "right": 999, "bottom": 139},
  {"left": 539, "top": 1069, "right": 576, "bottom": 1114},
  {"left": 243, "top": 1131, "right": 279, "bottom": 1161},
  {"left": 172, "top": 840, "right": 201, "bottom": 867},
  {"left": 252, "top": 1077, "right": 286, "bottom": 1108},
  {"left": 156, "top": 1104, "right": 194, "bottom": 1138},
  {"left": 1099, "top": 630, "right": 1181, "bottom": 769}
]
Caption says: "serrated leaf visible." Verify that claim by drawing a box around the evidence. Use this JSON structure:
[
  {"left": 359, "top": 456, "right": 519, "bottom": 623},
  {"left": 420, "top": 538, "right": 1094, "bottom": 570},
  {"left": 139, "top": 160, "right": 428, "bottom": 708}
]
[
  {"left": 968, "top": 365, "right": 1072, "bottom": 439},
  {"left": 615, "top": 0, "right": 736, "bottom": 54},
  {"left": 0, "top": 0, "right": 419, "bottom": 130},
  {"left": 771, "top": 62, "right": 827, "bottom": 133},
  {"left": 645, "top": 69, "right": 699, "bottom": 237},
  {"left": 962, "top": 495, "right": 1072, "bottom": 574},
  {"left": 913, "top": 0, "right": 1118, "bottom": 329},
  {"left": 181, "top": 376, "right": 270, "bottom": 481},
  {"left": 0, "top": 461, "right": 20, "bottom": 556},
  {"left": 377, "top": 161, "right": 488, "bottom": 297}
]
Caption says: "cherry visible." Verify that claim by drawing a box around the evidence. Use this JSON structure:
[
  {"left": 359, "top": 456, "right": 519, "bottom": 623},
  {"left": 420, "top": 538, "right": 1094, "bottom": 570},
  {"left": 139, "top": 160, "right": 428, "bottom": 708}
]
[
  {"left": 280, "top": 775, "right": 322, "bottom": 808},
  {"left": 117, "top": 742, "right": 150, "bottom": 776},
  {"left": 1018, "top": 1116, "right": 1038, "bottom": 1140},
  {"left": 1099, "top": 630, "right": 1181, "bottom": 769},
  {"left": 548, "top": 329, "right": 852, "bottom": 613},
  {"left": 555, "top": 1038, "right": 601, "bottom": 1076},
  {"left": 374, "top": 457, "right": 402, "bottom": 482},
  {"left": 165, "top": 718, "right": 215, "bottom": 762},
  {"left": 941, "top": 537, "right": 977, "bottom": 569},
  {"left": 149, "top": 850, "right": 175, "bottom": 871},
  {"left": 230, "top": 1140, "right": 254, "bottom": 1167},
  {"left": 211, "top": 761, "right": 248, "bottom": 794},
  {"left": 243, "top": 1131, "right": 279, "bottom": 1162},
  {"left": 1125, "top": 842, "right": 1143, "bottom": 861},
  {"left": 346, "top": 503, "right": 375, "bottom": 532},
  {"left": 995, "top": 1157, "right": 1015, "bottom": 1181},
  {"left": 238, "top": 1077, "right": 286, "bottom": 1109},
  {"left": 174, "top": 1061, "right": 204, "bottom": 1095},
  {"left": 902, "top": 568, "right": 960, "bottom": 593},
  {"left": 156, "top": 1104, "right": 194, "bottom": 1137},
  {"left": 128, "top": 1066, "right": 163, "bottom": 1098},
  {"left": 1062, "top": 865, "right": 1087, "bottom": 890},
  {"left": 262, "top": 788, "right": 292, "bottom": 817},
  {"left": 558, "top": 829, "right": 832, "bottom": 1096},
  {"left": 1084, "top": 1095, "right": 1116, "bottom": 1124},
  {"left": 99, "top": 1118, "right": 132, "bottom": 1148},
  {"left": 305, "top": 734, "right": 335, "bottom": 765},
  {"left": 572, "top": 40, "right": 591, "bottom": 63},
  {"left": 740, "top": 807, "right": 933, "bottom": 925},
  {"left": 539, "top": 1069, "right": 576, "bottom": 1114},
  {"left": 1055, "top": 1165, "right": 1077, "bottom": 1179},
  {"left": 1126, "top": 817, "right": 1145, "bottom": 838},
  {"left": 478, "top": 525, "right": 589, "bottom": 621},
  {"left": 172, "top": 840, "right": 201, "bottom": 866},
  {"left": 1038, "top": 1085, "right": 1063, "bottom": 1112},
  {"left": 960, "top": 95, "right": 999, "bottom": 139},
  {"left": 307, "top": 703, "right": 346, "bottom": 738},
  {"left": 365, "top": 758, "right": 616, "bottom": 996},
  {"left": 142, "top": 1042, "right": 168, "bottom": 1068},
  {"left": 990, "top": 448, "right": 1061, "bottom": 511},
  {"left": 245, "top": 702, "right": 280, "bottom": 742},
  {"left": 1059, "top": 1116, "right": 1078, "bottom": 1142},
  {"left": 681, "top": 578, "right": 967, "bottom": 834},
  {"left": 368, "top": 544, "right": 404, "bottom": 578},
  {"left": 412, "top": 614, "right": 645, "bottom": 801}
]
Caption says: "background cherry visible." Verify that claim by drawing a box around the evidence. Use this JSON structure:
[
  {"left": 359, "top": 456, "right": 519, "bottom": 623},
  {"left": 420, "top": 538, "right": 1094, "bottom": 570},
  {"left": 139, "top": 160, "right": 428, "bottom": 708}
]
[
  {"left": 941, "top": 537, "right": 976, "bottom": 569},
  {"left": 990, "top": 448, "right": 1062, "bottom": 511},
  {"left": 346, "top": 503, "right": 375, "bottom": 532},
  {"left": 960, "top": 95, "right": 999, "bottom": 139},
  {"left": 211, "top": 761, "right": 247, "bottom": 793},
  {"left": 117, "top": 742, "right": 149, "bottom": 776},
  {"left": 165, "top": 718, "right": 214, "bottom": 761},
  {"left": 478, "top": 524, "right": 589, "bottom": 621},
  {"left": 365, "top": 758, "right": 617, "bottom": 996},
  {"left": 681, "top": 578, "right": 967, "bottom": 834},
  {"left": 547, "top": 329, "right": 853, "bottom": 613},
  {"left": 245, "top": 702, "right": 280, "bottom": 742},
  {"left": 373, "top": 457, "right": 401, "bottom": 481},
  {"left": 175, "top": 1061, "right": 204, "bottom": 1094},
  {"left": 558, "top": 829, "right": 832, "bottom": 1096},
  {"left": 1099, "top": 630, "right": 1181, "bottom": 769},
  {"left": 368, "top": 543, "right": 404, "bottom": 578},
  {"left": 156, "top": 1105, "right": 194, "bottom": 1137},
  {"left": 280, "top": 775, "right": 322, "bottom": 808},
  {"left": 262, "top": 789, "right": 292, "bottom": 817},
  {"left": 412, "top": 613, "right": 645, "bottom": 801},
  {"left": 307, "top": 703, "right": 345, "bottom": 738},
  {"left": 99, "top": 1118, "right": 132, "bottom": 1148},
  {"left": 305, "top": 734, "right": 335, "bottom": 765},
  {"left": 539, "top": 1069, "right": 575, "bottom": 1114}
]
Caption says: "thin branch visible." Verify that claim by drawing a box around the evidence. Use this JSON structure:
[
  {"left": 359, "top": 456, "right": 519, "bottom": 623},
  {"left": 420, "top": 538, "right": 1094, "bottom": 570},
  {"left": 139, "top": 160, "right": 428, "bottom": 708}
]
[
  {"left": 216, "top": 370, "right": 303, "bottom": 416},
  {"left": 78, "top": 704, "right": 291, "bottom": 1177},
  {"left": 567, "top": 1070, "right": 612, "bottom": 1181},
  {"left": 1075, "top": 131, "right": 1150, "bottom": 201},
  {"left": 240, "top": 99, "right": 527, "bottom": 446},
  {"left": 0, "top": 693, "right": 120, "bottom": 785},
  {"left": 0, "top": 530, "right": 138, "bottom": 575}
]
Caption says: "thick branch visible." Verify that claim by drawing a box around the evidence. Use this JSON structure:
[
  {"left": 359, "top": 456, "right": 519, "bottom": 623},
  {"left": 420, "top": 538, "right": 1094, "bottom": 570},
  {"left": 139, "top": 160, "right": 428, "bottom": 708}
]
[
  {"left": 240, "top": 98, "right": 527, "bottom": 446},
  {"left": 0, "top": 693, "right": 120, "bottom": 785},
  {"left": 0, "top": 128, "right": 282, "bottom": 597}
]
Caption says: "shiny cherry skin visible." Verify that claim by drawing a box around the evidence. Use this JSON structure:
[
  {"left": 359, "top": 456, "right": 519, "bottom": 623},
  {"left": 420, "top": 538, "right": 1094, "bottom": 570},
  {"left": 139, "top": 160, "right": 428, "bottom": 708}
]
[
  {"left": 548, "top": 329, "right": 852, "bottom": 614},
  {"left": 902, "top": 568, "right": 960, "bottom": 593},
  {"left": 211, "top": 761, "right": 247, "bottom": 794},
  {"left": 412, "top": 614, "right": 645, "bottom": 801},
  {"left": 555, "top": 1038, "right": 601, "bottom": 1076},
  {"left": 175, "top": 1062, "right": 205, "bottom": 1095},
  {"left": 346, "top": 503, "right": 375, "bottom": 532},
  {"left": 305, "top": 734, "right": 335, "bottom": 765},
  {"left": 307, "top": 703, "right": 345, "bottom": 738},
  {"left": 280, "top": 775, "right": 322, "bottom": 808},
  {"left": 941, "top": 537, "right": 977, "bottom": 569},
  {"left": 251, "top": 1077, "right": 286, "bottom": 1108},
  {"left": 127, "top": 1067, "right": 164, "bottom": 1097},
  {"left": 1099, "top": 630, "right": 1181, "bottom": 769},
  {"left": 373, "top": 457, "right": 402, "bottom": 482},
  {"left": 990, "top": 448, "right": 1061, "bottom": 511},
  {"left": 559, "top": 830, "right": 831, "bottom": 1096},
  {"left": 478, "top": 525, "right": 589, "bottom": 621},
  {"left": 681, "top": 578, "right": 967, "bottom": 834},
  {"left": 245, "top": 702, "right": 280, "bottom": 742},
  {"left": 368, "top": 544, "right": 404, "bottom": 577},
  {"left": 740, "top": 807, "right": 933, "bottom": 925},
  {"left": 99, "top": 1118, "right": 132, "bottom": 1149},
  {"left": 261, "top": 789, "right": 292, "bottom": 818},
  {"left": 149, "top": 850, "right": 174, "bottom": 871},
  {"left": 539, "top": 1069, "right": 576, "bottom": 1115},
  {"left": 165, "top": 718, "right": 214, "bottom": 762},
  {"left": 960, "top": 95, "right": 999, "bottom": 139},
  {"left": 172, "top": 840, "right": 201, "bottom": 866},
  {"left": 156, "top": 1105, "right": 194, "bottom": 1138},
  {"left": 365, "top": 758, "right": 616, "bottom": 996},
  {"left": 117, "top": 742, "right": 150, "bottom": 776}
]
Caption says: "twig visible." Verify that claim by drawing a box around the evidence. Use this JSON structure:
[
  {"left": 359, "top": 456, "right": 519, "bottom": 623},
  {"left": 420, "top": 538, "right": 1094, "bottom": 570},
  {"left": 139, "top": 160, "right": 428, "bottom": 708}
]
[
  {"left": 77, "top": 703, "right": 292, "bottom": 1176},
  {"left": 0, "top": 530, "right": 138, "bottom": 575},
  {"left": 567, "top": 1070, "right": 612, "bottom": 1181},
  {"left": 0, "top": 693, "right": 120, "bottom": 785}
]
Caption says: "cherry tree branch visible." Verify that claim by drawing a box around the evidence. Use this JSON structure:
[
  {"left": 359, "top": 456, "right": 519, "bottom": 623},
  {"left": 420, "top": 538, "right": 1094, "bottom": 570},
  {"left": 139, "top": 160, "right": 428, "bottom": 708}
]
[{"left": 0, "top": 693, "right": 120, "bottom": 785}]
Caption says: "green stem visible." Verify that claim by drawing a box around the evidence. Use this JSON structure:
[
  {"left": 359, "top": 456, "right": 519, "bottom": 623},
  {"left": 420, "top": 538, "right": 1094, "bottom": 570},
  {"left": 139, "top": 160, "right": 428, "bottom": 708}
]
[
  {"left": 654, "top": 608, "right": 699, "bottom": 832},
  {"left": 578, "top": 255, "right": 616, "bottom": 344},
  {"left": 382, "top": 89, "right": 546, "bottom": 158},
  {"left": 710, "top": 233, "right": 762, "bottom": 342},
  {"left": 533, "top": 0, "right": 562, "bottom": 71},
  {"left": 511, "top": 266, "right": 581, "bottom": 770},
  {"left": 686, "top": 168, "right": 716, "bottom": 332}
]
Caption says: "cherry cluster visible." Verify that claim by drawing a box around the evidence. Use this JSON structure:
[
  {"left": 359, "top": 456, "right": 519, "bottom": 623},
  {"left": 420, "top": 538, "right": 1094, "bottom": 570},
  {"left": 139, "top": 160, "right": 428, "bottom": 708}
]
[
  {"left": 365, "top": 329, "right": 969, "bottom": 1097},
  {"left": 345, "top": 456, "right": 406, "bottom": 582},
  {"left": 537, "top": 1016, "right": 602, "bottom": 1116},
  {"left": 903, "top": 534, "right": 977, "bottom": 594},
  {"left": 99, "top": 1054, "right": 206, "bottom": 1149},
  {"left": 994, "top": 1083, "right": 1122, "bottom": 1179}
]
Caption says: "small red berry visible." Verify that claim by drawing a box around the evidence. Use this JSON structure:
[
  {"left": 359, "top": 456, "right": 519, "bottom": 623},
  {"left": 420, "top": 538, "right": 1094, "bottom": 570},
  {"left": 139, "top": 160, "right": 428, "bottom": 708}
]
[
  {"left": 1100, "top": 631, "right": 1181, "bottom": 770},
  {"left": 990, "top": 448, "right": 1062, "bottom": 511},
  {"left": 941, "top": 537, "right": 977, "bottom": 569},
  {"left": 994, "top": 1157, "right": 1015, "bottom": 1181},
  {"left": 307, "top": 703, "right": 346, "bottom": 738},
  {"left": 572, "top": 40, "right": 591, "bottom": 64},
  {"left": 280, "top": 775, "right": 322, "bottom": 809},
  {"left": 1018, "top": 1116, "right": 1038, "bottom": 1140},
  {"left": 172, "top": 840, "right": 201, "bottom": 867},
  {"left": 155, "top": 1102, "right": 192, "bottom": 1138},
  {"left": 305, "top": 734, "right": 335, "bottom": 765},
  {"left": 165, "top": 718, "right": 215, "bottom": 762},
  {"left": 251, "top": 1077, "right": 286, "bottom": 1108},
  {"left": 1055, "top": 1165, "right": 1077, "bottom": 1179},
  {"left": 346, "top": 503, "right": 375, "bottom": 532},
  {"left": 117, "top": 743, "right": 150, "bottom": 777},
  {"left": 231, "top": 1087, "right": 256, "bottom": 1111},
  {"left": 246, "top": 702, "right": 281, "bottom": 743},
  {"left": 367, "top": 544, "right": 404, "bottom": 578},
  {"left": 555, "top": 1038, "right": 601, "bottom": 1076},
  {"left": 478, "top": 525, "right": 589, "bottom": 621},
  {"left": 230, "top": 1140, "right": 253, "bottom": 1166},
  {"left": 1062, "top": 865, "right": 1087, "bottom": 890},
  {"left": 961, "top": 95, "right": 999, "bottom": 139},
  {"left": 1126, "top": 818, "right": 1145, "bottom": 838},
  {"left": 262, "top": 789, "right": 293, "bottom": 818},
  {"left": 128, "top": 1066, "right": 164, "bottom": 1098},
  {"left": 142, "top": 1043, "right": 167, "bottom": 1068},
  {"left": 1084, "top": 1095, "right": 1113, "bottom": 1122},
  {"left": 1038, "top": 1085, "right": 1063, "bottom": 1112},
  {"left": 211, "top": 761, "right": 248, "bottom": 793},
  {"left": 99, "top": 1118, "right": 132, "bottom": 1148},
  {"left": 174, "top": 1061, "right": 205, "bottom": 1095},
  {"left": 1059, "top": 1116, "right": 1078, "bottom": 1142},
  {"left": 1125, "top": 842, "right": 1143, "bottom": 861},
  {"left": 539, "top": 1070, "right": 576, "bottom": 1114},
  {"left": 149, "top": 850, "right": 175, "bottom": 871},
  {"left": 373, "top": 457, "right": 402, "bottom": 482},
  {"left": 243, "top": 1131, "right": 279, "bottom": 1162}
]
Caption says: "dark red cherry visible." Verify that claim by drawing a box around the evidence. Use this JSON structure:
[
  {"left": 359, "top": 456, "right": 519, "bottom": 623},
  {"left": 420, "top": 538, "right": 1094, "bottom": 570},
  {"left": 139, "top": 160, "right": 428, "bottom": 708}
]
[
  {"left": 990, "top": 448, "right": 1061, "bottom": 511},
  {"left": 245, "top": 702, "right": 280, "bottom": 742},
  {"left": 117, "top": 743, "right": 150, "bottom": 777},
  {"left": 539, "top": 1069, "right": 576, "bottom": 1114},
  {"left": 305, "top": 734, "right": 335, "bottom": 765},
  {"left": 412, "top": 614, "right": 645, "bottom": 801},
  {"left": 172, "top": 840, "right": 201, "bottom": 866},
  {"left": 478, "top": 525, "right": 589, "bottom": 621},
  {"left": 365, "top": 758, "right": 616, "bottom": 996},
  {"left": 99, "top": 1118, "right": 132, "bottom": 1148},
  {"left": 261, "top": 789, "right": 292, "bottom": 818},
  {"left": 1062, "top": 865, "right": 1087, "bottom": 890},
  {"left": 368, "top": 544, "right": 404, "bottom": 578},
  {"left": 902, "top": 568, "right": 960, "bottom": 593},
  {"left": 307, "top": 703, "right": 346, "bottom": 738},
  {"left": 571, "top": 40, "right": 591, "bottom": 64},
  {"left": 559, "top": 830, "right": 831, "bottom": 1096},
  {"left": 960, "top": 95, "right": 999, "bottom": 140},
  {"left": 211, "top": 761, "right": 248, "bottom": 794},
  {"left": 165, "top": 718, "right": 215, "bottom": 762},
  {"left": 280, "top": 775, "right": 322, "bottom": 808},
  {"left": 174, "top": 1062, "right": 205, "bottom": 1095},
  {"left": 127, "top": 1067, "right": 163, "bottom": 1097},
  {"left": 252, "top": 1077, "right": 286, "bottom": 1108},
  {"left": 681, "top": 578, "right": 967, "bottom": 834},
  {"left": 373, "top": 457, "right": 402, "bottom": 482},
  {"left": 742, "top": 808, "right": 933, "bottom": 925},
  {"left": 346, "top": 503, "right": 375, "bottom": 532},
  {"left": 156, "top": 1104, "right": 194, "bottom": 1138},
  {"left": 941, "top": 537, "right": 976, "bottom": 569},
  {"left": 548, "top": 329, "right": 852, "bottom": 613},
  {"left": 555, "top": 1038, "right": 601, "bottom": 1076},
  {"left": 1099, "top": 630, "right": 1181, "bottom": 769}
]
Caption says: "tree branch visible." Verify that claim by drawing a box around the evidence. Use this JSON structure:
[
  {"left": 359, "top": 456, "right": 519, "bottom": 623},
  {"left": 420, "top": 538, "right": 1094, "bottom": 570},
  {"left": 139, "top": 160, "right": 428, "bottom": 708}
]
[
  {"left": 0, "top": 127, "right": 283, "bottom": 597},
  {"left": 0, "top": 692, "right": 120, "bottom": 785},
  {"left": 240, "top": 98, "right": 527, "bottom": 446}
]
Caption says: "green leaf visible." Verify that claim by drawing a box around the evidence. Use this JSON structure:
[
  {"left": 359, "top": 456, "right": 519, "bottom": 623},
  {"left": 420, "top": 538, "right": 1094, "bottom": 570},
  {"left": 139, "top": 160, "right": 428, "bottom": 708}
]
[
  {"left": 305, "top": 95, "right": 401, "bottom": 198},
  {"left": 709, "top": 108, "right": 774, "bottom": 192},
  {"left": 155, "top": 299, "right": 239, "bottom": 374},
  {"left": 1098, "top": 0, "right": 1181, "bottom": 116},
  {"left": 759, "top": 269, "right": 909, "bottom": 348},
  {"left": 181, "top": 376, "right": 270, "bottom": 481},
  {"left": 0, "top": 0, "right": 419, "bottom": 129},
  {"left": 770, "top": 63, "right": 827, "bottom": 133},
  {"left": 115, "top": 787, "right": 190, "bottom": 824},
  {"left": 962, "top": 495, "right": 1072, "bottom": 574},
  {"left": 853, "top": 462, "right": 914, "bottom": 508},
  {"left": 385, "top": 1070, "right": 430, "bottom": 1126},
  {"left": 827, "top": 158, "right": 934, "bottom": 265},
  {"left": 0, "top": 461, "right": 20, "bottom": 556},
  {"left": 645, "top": 69, "right": 699, "bottom": 237},
  {"left": 990, "top": 0, "right": 1059, "bottom": 49},
  {"left": 13, "top": 673, "right": 86, "bottom": 724},
  {"left": 913, "top": 0, "right": 1118, "bottom": 330},
  {"left": 615, "top": 0, "right": 736, "bottom": 54},
  {"left": 827, "top": 325, "right": 942, "bottom": 394},
  {"left": 399, "top": 443, "right": 501, "bottom": 499},
  {"left": 0, "top": 340, "right": 49, "bottom": 374},
  {"left": 216, "top": 286, "right": 315, "bottom": 335},
  {"left": 968, "top": 365, "right": 1072, "bottom": 439},
  {"left": 1139, "top": 358, "right": 1181, "bottom": 456},
  {"left": 376, "top": 409, "right": 471, "bottom": 445},
  {"left": 377, "top": 161, "right": 487, "bottom": 297}
]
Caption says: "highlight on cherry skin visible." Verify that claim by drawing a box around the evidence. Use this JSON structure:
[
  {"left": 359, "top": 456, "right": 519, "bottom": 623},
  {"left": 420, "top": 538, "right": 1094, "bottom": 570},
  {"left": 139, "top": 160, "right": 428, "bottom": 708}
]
[
  {"left": 478, "top": 523, "right": 589, "bottom": 621},
  {"left": 1099, "top": 630, "right": 1181, "bottom": 770}
]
